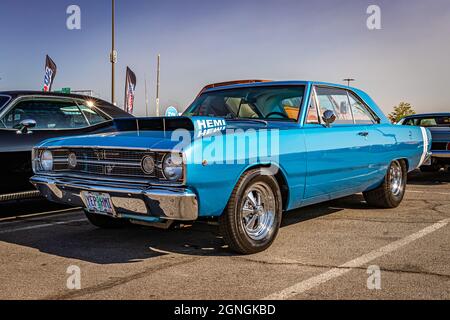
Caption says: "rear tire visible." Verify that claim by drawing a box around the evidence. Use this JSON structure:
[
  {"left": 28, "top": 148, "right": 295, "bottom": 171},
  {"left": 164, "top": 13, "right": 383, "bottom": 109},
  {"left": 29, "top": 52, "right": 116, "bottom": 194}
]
[
  {"left": 363, "top": 160, "right": 407, "bottom": 209},
  {"left": 219, "top": 168, "right": 282, "bottom": 255},
  {"left": 84, "top": 210, "right": 129, "bottom": 229}
]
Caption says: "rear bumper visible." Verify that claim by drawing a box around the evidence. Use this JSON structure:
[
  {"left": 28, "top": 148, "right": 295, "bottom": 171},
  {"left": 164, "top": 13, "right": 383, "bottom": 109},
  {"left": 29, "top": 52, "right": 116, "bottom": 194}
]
[
  {"left": 30, "top": 175, "right": 198, "bottom": 221},
  {"left": 431, "top": 151, "right": 450, "bottom": 159}
]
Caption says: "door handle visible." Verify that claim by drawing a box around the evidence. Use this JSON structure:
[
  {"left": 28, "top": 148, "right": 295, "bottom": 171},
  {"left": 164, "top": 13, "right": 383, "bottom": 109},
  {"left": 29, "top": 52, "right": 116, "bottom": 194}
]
[{"left": 358, "top": 132, "right": 369, "bottom": 137}]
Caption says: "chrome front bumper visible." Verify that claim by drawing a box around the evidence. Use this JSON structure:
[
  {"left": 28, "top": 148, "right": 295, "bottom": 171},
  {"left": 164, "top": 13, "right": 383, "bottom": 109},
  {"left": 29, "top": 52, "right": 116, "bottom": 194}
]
[{"left": 30, "top": 175, "right": 198, "bottom": 221}]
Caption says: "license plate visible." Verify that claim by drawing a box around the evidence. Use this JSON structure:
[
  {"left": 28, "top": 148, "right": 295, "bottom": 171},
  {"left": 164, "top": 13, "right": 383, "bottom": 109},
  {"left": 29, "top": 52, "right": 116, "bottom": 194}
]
[{"left": 82, "top": 192, "right": 114, "bottom": 216}]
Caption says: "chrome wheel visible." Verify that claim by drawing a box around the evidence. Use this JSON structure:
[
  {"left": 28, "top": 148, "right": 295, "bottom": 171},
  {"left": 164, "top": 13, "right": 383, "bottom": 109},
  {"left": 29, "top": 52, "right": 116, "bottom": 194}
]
[
  {"left": 389, "top": 161, "right": 404, "bottom": 197},
  {"left": 241, "top": 182, "right": 276, "bottom": 241}
]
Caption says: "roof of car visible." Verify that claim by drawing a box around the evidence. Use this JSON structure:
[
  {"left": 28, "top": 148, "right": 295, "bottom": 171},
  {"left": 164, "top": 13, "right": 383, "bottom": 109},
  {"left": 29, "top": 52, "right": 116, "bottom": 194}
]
[
  {"left": 0, "top": 90, "right": 102, "bottom": 101},
  {"left": 402, "top": 113, "right": 450, "bottom": 119},
  {"left": 200, "top": 80, "right": 390, "bottom": 124},
  {"left": 0, "top": 90, "right": 131, "bottom": 118},
  {"left": 202, "top": 80, "right": 359, "bottom": 92}
]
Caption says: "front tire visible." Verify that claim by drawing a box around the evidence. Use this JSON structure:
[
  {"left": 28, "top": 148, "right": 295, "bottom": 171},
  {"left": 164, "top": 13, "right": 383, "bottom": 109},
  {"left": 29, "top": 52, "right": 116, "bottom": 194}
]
[
  {"left": 84, "top": 210, "right": 129, "bottom": 229},
  {"left": 219, "top": 168, "right": 282, "bottom": 254},
  {"left": 363, "top": 160, "right": 407, "bottom": 208}
]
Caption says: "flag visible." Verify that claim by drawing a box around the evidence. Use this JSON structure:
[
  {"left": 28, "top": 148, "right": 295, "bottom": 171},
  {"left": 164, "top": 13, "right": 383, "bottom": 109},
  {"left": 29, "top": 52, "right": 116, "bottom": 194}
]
[
  {"left": 124, "top": 67, "right": 137, "bottom": 114},
  {"left": 43, "top": 55, "right": 57, "bottom": 92}
]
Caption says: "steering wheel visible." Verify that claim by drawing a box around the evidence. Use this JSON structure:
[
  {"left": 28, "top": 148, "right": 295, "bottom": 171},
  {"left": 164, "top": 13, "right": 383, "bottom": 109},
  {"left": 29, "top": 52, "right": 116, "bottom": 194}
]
[{"left": 265, "top": 111, "right": 287, "bottom": 119}]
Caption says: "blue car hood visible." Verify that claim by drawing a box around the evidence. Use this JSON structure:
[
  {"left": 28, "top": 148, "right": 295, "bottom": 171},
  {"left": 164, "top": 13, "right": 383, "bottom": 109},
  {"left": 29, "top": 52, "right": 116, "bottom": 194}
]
[
  {"left": 39, "top": 131, "right": 186, "bottom": 150},
  {"left": 38, "top": 116, "right": 297, "bottom": 150}
]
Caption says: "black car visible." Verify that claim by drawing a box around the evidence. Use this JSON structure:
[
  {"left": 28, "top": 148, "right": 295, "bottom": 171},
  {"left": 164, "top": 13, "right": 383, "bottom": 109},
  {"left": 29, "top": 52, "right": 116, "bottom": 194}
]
[
  {"left": 0, "top": 91, "right": 131, "bottom": 201},
  {"left": 398, "top": 113, "right": 450, "bottom": 172}
]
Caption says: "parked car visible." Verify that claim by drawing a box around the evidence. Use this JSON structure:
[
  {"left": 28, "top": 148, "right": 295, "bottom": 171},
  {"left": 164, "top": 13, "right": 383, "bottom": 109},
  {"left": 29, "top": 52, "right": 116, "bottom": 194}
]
[
  {"left": 30, "top": 81, "right": 431, "bottom": 254},
  {"left": 0, "top": 91, "right": 131, "bottom": 201},
  {"left": 398, "top": 113, "right": 450, "bottom": 172}
]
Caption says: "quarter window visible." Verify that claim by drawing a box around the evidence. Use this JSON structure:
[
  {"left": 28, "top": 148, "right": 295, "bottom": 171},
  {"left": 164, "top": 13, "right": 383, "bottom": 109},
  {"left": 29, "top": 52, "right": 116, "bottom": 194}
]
[
  {"left": 348, "top": 93, "right": 376, "bottom": 124},
  {"left": 315, "top": 87, "right": 353, "bottom": 124}
]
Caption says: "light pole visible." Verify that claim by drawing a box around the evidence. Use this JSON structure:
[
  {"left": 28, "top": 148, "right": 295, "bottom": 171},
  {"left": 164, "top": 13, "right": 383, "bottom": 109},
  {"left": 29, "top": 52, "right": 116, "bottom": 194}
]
[
  {"left": 110, "top": 0, "right": 117, "bottom": 105},
  {"left": 343, "top": 78, "right": 355, "bottom": 87}
]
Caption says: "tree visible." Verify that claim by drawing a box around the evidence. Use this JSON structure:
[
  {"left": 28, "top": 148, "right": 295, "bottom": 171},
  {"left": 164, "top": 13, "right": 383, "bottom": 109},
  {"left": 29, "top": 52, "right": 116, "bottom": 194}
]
[{"left": 388, "top": 102, "right": 416, "bottom": 123}]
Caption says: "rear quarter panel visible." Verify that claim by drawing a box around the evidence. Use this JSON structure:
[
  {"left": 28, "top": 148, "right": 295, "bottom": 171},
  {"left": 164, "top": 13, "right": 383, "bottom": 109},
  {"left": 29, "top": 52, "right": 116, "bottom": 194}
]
[{"left": 370, "top": 124, "right": 429, "bottom": 180}]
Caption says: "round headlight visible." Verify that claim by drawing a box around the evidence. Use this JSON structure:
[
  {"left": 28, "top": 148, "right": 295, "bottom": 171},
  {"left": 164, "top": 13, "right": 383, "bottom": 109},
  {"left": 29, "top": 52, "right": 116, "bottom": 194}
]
[
  {"left": 40, "top": 150, "right": 53, "bottom": 171},
  {"left": 141, "top": 156, "right": 155, "bottom": 175},
  {"left": 162, "top": 154, "right": 183, "bottom": 181},
  {"left": 68, "top": 153, "right": 77, "bottom": 169}
]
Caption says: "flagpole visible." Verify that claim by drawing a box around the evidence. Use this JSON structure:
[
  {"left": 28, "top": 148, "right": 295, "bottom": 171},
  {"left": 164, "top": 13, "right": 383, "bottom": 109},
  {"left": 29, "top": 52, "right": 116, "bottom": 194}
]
[
  {"left": 156, "top": 54, "right": 160, "bottom": 117},
  {"left": 110, "top": 0, "right": 116, "bottom": 105},
  {"left": 145, "top": 75, "right": 149, "bottom": 117}
]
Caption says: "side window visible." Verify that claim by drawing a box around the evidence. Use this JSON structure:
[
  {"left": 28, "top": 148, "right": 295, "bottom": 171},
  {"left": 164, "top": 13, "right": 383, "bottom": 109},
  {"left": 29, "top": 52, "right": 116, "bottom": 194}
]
[
  {"left": 348, "top": 93, "right": 376, "bottom": 124},
  {"left": 306, "top": 90, "right": 320, "bottom": 124},
  {"left": 315, "top": 87, "right": 353, "bottom": 124},
  {"left": 77, "top": 103, "right": 108, "bottom": 125},
  {"left": 1, "top": 100, "right": 89, "bottom": 129}
]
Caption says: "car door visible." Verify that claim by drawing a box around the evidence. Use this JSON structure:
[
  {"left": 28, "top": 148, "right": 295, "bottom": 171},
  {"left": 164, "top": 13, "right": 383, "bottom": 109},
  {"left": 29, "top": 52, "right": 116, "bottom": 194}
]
[
  {"left": 302, "top": 86, "right": 372, "bottom": 202},
  {"left": 0, "top": 97, "right": 111, "bottom": 193}
]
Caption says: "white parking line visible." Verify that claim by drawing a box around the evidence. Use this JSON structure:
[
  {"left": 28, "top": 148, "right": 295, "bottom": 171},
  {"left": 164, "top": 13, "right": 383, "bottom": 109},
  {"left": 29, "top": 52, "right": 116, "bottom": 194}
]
[
  {"left": 408, "top": 190, "right": 450, "bottom": 196},
  {"left": 0, "top": 208, "right": 81, "bottom": 223},
  {"left": 264, "top": 218, "right": 450, "bottom": 300},
  {"left": 0, "top": 219, "right": 87, "bottom": 235}
]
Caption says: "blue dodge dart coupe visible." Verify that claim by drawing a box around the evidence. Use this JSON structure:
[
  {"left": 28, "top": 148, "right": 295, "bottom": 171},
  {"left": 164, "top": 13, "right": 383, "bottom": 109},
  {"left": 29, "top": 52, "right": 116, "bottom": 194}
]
[{"left": 30, "top": 81, "right": 431, "bottom": 254}]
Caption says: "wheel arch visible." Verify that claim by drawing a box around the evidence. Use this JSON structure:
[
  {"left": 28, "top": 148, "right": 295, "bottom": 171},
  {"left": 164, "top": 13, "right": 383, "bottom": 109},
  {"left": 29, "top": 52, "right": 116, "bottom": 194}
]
[
  {"left": 238, "top": 163, "right": 290, "bottom": 211},
  {"left": 394, "top": 158, "right": 409, "bottom": 172}
]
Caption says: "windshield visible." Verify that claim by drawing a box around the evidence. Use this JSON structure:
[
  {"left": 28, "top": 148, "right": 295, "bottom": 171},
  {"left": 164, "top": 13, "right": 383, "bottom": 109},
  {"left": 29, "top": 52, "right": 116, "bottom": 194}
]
[
  {"left": 184, "top": 86, "right": 305, "bottom": 121},
  {"left": 404, "top": 116, "right": 450, "bottom": 127}
]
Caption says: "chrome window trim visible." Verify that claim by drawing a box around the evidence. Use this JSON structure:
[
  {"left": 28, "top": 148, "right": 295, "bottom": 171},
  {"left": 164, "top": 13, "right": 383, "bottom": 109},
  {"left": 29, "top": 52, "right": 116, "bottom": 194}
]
[{"left": 0, "top": 95, "right": 112, "bottom": 131}]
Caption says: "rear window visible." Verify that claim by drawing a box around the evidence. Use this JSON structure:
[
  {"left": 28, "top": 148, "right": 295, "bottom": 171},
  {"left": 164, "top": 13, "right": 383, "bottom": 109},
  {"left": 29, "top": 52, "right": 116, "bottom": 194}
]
[{"left": 404, "top": 116, "right": 450, "bottom": 127}]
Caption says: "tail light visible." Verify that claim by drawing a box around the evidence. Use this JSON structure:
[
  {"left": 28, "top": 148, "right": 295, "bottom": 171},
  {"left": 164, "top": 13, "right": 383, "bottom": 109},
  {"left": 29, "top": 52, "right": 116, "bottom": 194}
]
[{"left": 447, "top": 143, "right": 450, "bottom": 151}]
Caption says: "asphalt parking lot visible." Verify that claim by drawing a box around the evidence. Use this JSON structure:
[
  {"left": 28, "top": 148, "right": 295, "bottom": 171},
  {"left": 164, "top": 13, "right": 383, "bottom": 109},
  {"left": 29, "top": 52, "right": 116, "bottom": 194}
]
[{"left": 0, "top": 171, "right": 449, "bottom": 300}]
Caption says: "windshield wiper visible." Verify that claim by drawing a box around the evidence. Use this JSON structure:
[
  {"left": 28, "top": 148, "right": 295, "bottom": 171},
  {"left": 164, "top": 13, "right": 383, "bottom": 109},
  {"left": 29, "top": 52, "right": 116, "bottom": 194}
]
[{"left": 227, "top": 118, "right": 268, "bottom": 126}]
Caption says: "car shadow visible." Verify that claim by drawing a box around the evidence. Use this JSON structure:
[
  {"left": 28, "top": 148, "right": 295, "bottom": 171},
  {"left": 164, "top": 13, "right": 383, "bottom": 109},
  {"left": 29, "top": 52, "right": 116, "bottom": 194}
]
[
  {"left": 0, "top": 194, "right": 372, "bottom": 264},
  {"left": 408, "top": 170, "right": 450, "bottom": 186}
]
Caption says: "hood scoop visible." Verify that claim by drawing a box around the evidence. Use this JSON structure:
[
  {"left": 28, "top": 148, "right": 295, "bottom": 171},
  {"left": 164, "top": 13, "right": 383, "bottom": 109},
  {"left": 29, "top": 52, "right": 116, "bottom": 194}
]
[{"left": 113, "top": 116, "right": 227, "bottom": 138}]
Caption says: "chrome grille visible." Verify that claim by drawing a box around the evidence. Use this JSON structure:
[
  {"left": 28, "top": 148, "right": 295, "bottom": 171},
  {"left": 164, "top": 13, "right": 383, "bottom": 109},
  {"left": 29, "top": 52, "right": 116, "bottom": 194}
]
[{"left": 46, "top": 148, "right": 166, "bottom": 179}]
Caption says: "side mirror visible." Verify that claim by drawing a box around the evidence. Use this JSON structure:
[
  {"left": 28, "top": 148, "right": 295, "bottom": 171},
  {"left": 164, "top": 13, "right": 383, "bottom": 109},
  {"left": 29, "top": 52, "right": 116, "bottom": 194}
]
[
  {"left": 322, "top": 110, "right": 336, "bottom": 128},
  {"left": 17, "top": 119, "right": 36, "bottom": 134}
]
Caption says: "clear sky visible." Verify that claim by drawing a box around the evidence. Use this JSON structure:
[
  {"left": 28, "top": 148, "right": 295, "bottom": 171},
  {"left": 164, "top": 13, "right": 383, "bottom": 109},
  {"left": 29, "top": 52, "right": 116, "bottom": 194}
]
[{"left": 0, "top": 0, "right": 449, "bottom": 116}]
